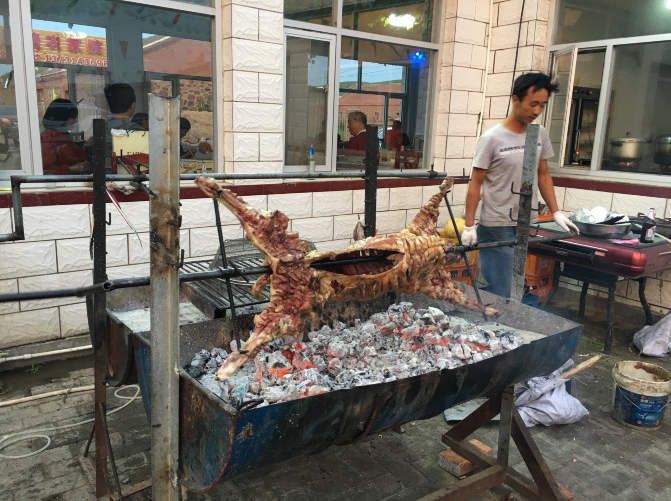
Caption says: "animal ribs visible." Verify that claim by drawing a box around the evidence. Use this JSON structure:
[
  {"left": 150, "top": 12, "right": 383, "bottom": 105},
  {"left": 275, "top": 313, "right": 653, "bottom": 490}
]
[{"left": 195, "top": 176, "right": 496, "bottom": 380}]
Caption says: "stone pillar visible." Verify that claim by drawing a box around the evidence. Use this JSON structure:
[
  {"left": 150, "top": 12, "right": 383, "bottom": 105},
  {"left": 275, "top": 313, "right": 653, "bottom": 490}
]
[
  {"left": 221, "top": 0, "right": 284, "bottom": 175},
  {"left": 433, "top": 0, "right": 491, "bottom": 178},
  {"left": 483, "top": 0, "right": 551, "bottom": 131}
]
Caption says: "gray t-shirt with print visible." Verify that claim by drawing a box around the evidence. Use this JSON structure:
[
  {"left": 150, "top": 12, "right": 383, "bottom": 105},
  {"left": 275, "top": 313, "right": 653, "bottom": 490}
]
[{"left": 472, "top": 124, "right": 554, "bottom": 227}]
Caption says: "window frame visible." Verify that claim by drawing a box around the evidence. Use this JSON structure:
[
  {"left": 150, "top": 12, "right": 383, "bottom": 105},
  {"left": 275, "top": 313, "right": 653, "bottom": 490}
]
[
  {"left": 0, "top": 0, "right": 219, "bottom": 182},
  {"left": 283, "top": 28, "right": 337, "bottom": 173},
  {"left": 548, "top": 24, "right": 671, "bottom": 183},
  {"left": 283, "top": 0, "right": 441, "bottom": 172}
]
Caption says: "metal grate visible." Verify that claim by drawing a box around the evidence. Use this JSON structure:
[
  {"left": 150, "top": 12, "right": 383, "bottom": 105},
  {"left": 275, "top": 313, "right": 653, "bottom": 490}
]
[{"left": 182, "top": 239, "right": 270, "bottom": 319}]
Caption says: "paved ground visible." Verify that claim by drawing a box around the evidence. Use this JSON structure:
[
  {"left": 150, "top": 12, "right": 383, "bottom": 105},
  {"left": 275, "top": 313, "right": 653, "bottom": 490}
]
[{"left": 1, "top": 287, "right": 670, "bottom": 500}]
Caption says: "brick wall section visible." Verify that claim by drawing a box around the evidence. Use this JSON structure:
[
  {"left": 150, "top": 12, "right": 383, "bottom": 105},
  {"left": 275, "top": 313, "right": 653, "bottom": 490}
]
[
  {"left": 482, "top": 0, "right": 550, "bottom": 131},
  {"left": 222, "top": 0, "right": 284, "bottom": 176}
]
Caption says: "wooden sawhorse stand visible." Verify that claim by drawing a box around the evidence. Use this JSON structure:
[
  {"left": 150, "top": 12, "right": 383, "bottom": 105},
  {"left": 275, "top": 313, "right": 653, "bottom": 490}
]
[{"left": 421, "top": 388, "right": 570, "bottom": 500}]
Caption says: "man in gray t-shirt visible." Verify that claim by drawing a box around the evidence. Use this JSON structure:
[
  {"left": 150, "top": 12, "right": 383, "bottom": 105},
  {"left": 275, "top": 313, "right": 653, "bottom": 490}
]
[{"left": 462, "top": 73, "right": 578, "bottom": 298}]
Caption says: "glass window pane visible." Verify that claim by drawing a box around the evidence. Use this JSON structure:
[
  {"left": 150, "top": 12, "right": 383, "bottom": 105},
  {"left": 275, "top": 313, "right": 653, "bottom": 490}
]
[
  {"left": 547, "top": 52, "right": 572, "bottom": 169},
  {"left": 601, "top": 41, "right": 671, "bottom": 175},
  {"left": 285, "top": 36, "right": 330, "bottom": 168},
  {"left": 30, "top": 0, "right": 213, "bottom": 175},
  {"left": 339, "top": 59, "right": 358, "bottom": 90},
  {"left": 0, "top": 1, "right": 22, "bottom": 171},
  {"left": 562, "top": 49, "right": 605, "bottom": 168},
  {"left": 361, "top": 62, "right": 405, "bottom": 93},
  {"left": 285, "top": 0, "right": 335, "bottom": 26},
  {"left": 555, "top": 0, "right": 671, "bottom": 44},
  {"left": 342, "top": 0, "right": 434, "bottom": 42},
  {"left": 337, "top": 37, "right": 432, "bottom": 170}
]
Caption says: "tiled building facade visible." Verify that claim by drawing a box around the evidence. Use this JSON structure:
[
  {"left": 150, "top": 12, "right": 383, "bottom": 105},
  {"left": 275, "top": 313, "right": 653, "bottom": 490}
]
[{"left": 1, "top": 0, "right": 670, "bottom": 350}]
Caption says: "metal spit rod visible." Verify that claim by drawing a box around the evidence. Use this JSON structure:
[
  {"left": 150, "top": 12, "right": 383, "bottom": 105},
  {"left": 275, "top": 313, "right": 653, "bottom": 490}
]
[
  {"left": 442, "top": 192, "right": 486, "bottom": 315},
  {"left": 0, "top": 234, "right": 573, "bottom": 304}
]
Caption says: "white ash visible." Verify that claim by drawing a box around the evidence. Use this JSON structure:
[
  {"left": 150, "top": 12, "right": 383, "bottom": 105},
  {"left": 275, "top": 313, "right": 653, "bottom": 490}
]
[{"left": 187, "top": 302, "right": 525, "bottom": 408}]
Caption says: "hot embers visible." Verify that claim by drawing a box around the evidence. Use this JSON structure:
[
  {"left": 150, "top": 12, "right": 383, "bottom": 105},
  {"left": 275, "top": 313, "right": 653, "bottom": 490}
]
[{"left": 187, "top": 302, "right": 522, "bottom": 409}]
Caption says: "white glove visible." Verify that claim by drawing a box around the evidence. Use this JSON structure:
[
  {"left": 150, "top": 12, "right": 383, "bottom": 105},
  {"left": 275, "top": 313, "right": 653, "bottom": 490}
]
[
  {"left": 553, "top": 211, "right": 579, "bottom": 234},
  {"left": 461, "top": 225, "right": 477, "bottom": 246}
]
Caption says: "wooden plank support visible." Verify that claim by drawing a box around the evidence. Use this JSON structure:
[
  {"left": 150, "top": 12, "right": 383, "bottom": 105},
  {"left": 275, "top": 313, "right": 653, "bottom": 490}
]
[
  {"left": 442, "top": 393, "right": 502, "bottom": 442},
  {"left": 511, "top": 409, "right": 565, "bottom": 500},
  {"left": 418, "top": 466, "right": 505, "bottom": 501},
  {"left": 432, "top": 391, "right": 569, "bottom": 501}
]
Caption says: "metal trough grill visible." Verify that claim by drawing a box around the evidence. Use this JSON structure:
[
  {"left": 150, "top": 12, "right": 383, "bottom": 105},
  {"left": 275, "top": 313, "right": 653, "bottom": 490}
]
[{"left": 107, "top": 287, "right": 580, "bottom": 492}]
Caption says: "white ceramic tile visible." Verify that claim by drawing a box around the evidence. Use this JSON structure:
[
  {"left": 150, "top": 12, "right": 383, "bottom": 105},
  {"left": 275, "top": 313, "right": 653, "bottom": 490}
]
[
  {"left": 0, "top": 307, "right": 60, "bottom": 349},
  {"left": 0, "top": 240, "right": 56, "bottom": 279},
  {"left": 312, "top": 191, "right": 353, "bottom": 217},
  {"left": 291, "top": 216, "right": 333, "bottom": 242},
  {"left": 59, "top": 302, "right": 89, "bottom": 337},
  {"left": 19, "top": 270, "right": 90, "bottom": 311},
  {"left": 24, "top": 204, "right": 90, "bottom": 240},
  {"left": 0, "top": 278, "right": 18, "bottom": 314}
]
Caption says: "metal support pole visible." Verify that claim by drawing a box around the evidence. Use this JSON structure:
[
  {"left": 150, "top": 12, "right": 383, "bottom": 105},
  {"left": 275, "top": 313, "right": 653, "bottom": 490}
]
[
  {"left": 510, "top": 124, "right": 539, "bottom": 302},
  {"left": 149, "top": 94, "right": 181, "bottom": 501},
  {"left": 91, "top": 118, "right": 111, "bottom": 499},
  {"left": 363, "top": 124, "right": 379, "bottom": 237}
]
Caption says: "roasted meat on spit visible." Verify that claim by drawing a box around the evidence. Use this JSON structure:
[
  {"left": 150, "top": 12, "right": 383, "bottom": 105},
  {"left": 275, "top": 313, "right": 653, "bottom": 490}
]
[{"left": 195, "top": 176, "right": 497, "bottom": 380}]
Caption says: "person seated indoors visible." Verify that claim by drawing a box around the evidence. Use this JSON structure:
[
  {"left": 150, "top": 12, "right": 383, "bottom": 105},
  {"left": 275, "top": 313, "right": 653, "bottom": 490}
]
[
  {"left": 179, "top": 117, "right": 213, "bottom": 160},
  {"left": 104, "top": 83, "right": 136, "bottom": 131},
  {"left": 341, "top": 111, "right": 368, "bottom": 152},
  {"left": 385, "top": 120, "right": 410, "bottom": 151},
  {"left": 40, "top": 98, "right": 88, "bottom": 175}
]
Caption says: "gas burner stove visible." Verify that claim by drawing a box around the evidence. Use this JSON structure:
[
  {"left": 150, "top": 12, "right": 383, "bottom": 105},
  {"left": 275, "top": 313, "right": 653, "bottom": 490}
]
[
  {"left": 606, "top": 158, "right": 640, "bottom": 171},
  {"left": 529, "top": 221, "right": 671, "bottom": 278}
]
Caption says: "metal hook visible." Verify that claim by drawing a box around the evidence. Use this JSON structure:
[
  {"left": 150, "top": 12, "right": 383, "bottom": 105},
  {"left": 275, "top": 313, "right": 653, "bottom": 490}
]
[
  {"left": 106, "top": 212, "right": 112, "bottom": 225},
  {"left": 508, "top": 204, "right": 542, "bottom": 222}
]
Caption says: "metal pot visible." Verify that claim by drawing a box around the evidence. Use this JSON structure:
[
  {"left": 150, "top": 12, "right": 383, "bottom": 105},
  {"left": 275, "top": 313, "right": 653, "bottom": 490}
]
[
  {"left": 655, "top": 135, "right": 671, "bottom": 157},
  {"left": 569, "top": 218, "right": 631, "bottom": 238},
  {"left": 610, "top": 137, "right": 646, "bottom": 160}
]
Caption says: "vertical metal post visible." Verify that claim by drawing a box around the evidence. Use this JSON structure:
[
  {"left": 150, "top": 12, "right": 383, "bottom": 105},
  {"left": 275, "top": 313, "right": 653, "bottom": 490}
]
[
  {"left": 364, "top": 124, "right": 379, "bottom": 237},
  {"left": 149, "top": 94, "right": 181, "bottom": 501},
  {"left": 91, "top": 118, "right": 110, "bottom": 498},
  {"left": 510, "top": 124, "right": 539, "bottom": 302}
]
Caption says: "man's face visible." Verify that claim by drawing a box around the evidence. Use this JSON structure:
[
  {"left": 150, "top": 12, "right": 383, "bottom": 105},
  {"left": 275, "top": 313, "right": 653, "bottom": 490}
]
[
  {"left": 348, "top": 117, "right": 363, "bottom": 135},
  {"left": 512, "top": 87, "right": 549, "bottom": 125}
]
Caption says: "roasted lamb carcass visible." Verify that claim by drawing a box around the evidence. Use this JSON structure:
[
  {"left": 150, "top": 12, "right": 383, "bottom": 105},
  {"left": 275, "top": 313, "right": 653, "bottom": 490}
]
[{"left": 195, "top": 176, "right": 496, "bottom": 380}]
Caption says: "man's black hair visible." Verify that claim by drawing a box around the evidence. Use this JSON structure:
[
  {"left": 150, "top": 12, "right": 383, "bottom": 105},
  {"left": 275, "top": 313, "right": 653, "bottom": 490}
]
[
  {"left": 42, "top": 98, "right": 78, "bottom": 127},
  {"left": 511, "top": 72, "right": 559, "bottom": 100},
  {"left": 104, "top": 83, "right": 136, "bottom": 114},
  {"left": 180, "top": 117, "right": 191, "bottom": 132}
]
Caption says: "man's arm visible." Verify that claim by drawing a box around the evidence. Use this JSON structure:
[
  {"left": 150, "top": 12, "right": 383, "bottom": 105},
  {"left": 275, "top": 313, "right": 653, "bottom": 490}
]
[
  {"left": 537, "top": 159, "right": 559, "bottom": 213},
  {"left": 464, "top": 167, "right": 487, "bottom": 227}
]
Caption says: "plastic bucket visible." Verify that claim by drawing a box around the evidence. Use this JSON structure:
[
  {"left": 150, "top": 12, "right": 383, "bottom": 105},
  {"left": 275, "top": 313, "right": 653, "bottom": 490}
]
[{"left": 612, "top": 361, "right": 671, "bottom": 429}]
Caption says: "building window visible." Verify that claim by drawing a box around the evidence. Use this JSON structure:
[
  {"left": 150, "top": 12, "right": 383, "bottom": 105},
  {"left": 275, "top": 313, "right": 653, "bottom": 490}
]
[
  {"left": 548, "top": 1, "right": 671, "bottom": 178},
  {"left": 284, "top": 0, "right": 437, "bottom": 172},
  {"left": 0, "top": 0, "right": 216, "bottom": 179},
  {"left": 0, "top": 0, "right": 24, "bottom": 173},
  {"left": 285, "top": 33, "right": 332, "bottom": 168},
  {"left": 555, "top": 0, "right": 671, "bottom": 44},
  {"left": 338, "top": 38, "right": 430, "bottom": 170}
]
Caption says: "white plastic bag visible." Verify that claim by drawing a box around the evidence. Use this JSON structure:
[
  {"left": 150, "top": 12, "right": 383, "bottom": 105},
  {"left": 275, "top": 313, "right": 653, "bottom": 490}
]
[
  {"left": 514, "top": 360, "right": 588, "bottom": 427},
  {"left": 516, "top": 382, "right": 588, "bottom": 427},
  {"left": 633, "top": 313, "right": 671, "bottom": 357}
]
